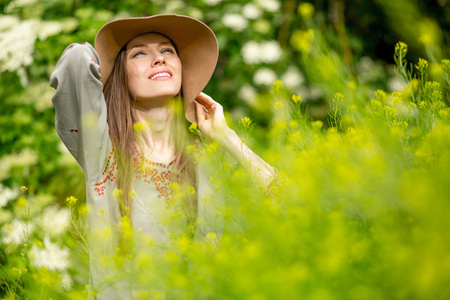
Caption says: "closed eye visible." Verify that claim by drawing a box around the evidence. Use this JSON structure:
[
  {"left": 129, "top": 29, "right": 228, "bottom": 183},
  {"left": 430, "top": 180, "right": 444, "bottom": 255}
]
[
  {"left": 162, "top": 48, "right": 176, "bottom": 54},
  {"left": 131, "top": 51, "right": 146, "bottom": 58}
]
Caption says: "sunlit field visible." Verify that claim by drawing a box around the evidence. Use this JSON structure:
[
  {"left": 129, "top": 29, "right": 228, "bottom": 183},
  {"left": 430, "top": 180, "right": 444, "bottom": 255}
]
[{"left": 1, "top": 0, "right": 449, "bottom": 299}]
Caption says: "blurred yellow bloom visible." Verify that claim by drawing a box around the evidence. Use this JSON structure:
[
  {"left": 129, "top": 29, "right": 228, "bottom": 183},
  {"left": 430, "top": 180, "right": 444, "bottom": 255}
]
[
  {"left": 177, "top": 235, "right": 191, "bottom": 253},
  {"left": 113, "top": 189, "right": 123, "bottom": 196},
  {"left": 133, "top": 122, "right": 145, "bottom": 132},
  {"left": 65, "top": 195, "right": 77, "bottom": 207},
  {"left": 291, "top": 94, "right": 302, "bottom": 104},
  {"left": 298, "top": 2, "right": 315, "bottom": 19},
  {"left": 312, "top": 120, "right": 323, "bottom": 131},
  {"left": 16, "top": 196, "right": 27, "bottom": 207},
  {"left": 429, "top": 63, "right": 443, "bottom": 80},
  {"left": 274, "top": 101, "right": 283, "bottom": 110},
  {"left": 416, "top": 58, "right": 429, "bottom": 71},
  {"left": 395, "top": 41, "right": 408, "bottom": 53},
  {"left": 290, "top": 29, "right": 315, "bottom": 54},
  {"left": 188, "top": 122, "right": 198, "bottom": 134},
  {"left": 239, "top": 116, "right": 252, "bottom": 129}
]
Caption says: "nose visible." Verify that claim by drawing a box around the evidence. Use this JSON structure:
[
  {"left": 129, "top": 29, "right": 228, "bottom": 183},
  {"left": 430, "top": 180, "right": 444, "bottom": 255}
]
[{"left": 152, "top": 53, "right": 166, "bottom": 66}]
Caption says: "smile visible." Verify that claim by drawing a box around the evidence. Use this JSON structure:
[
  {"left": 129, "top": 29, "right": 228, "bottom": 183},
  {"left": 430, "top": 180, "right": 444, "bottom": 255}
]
[{"left": 149, "top": 71, "right": 172, "bottom": 80}]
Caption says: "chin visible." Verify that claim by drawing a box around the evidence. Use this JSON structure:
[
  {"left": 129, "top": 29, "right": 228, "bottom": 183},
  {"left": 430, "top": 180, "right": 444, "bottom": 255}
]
[{"left": 136, "top": 91, "right": 180, "bottom": 102}]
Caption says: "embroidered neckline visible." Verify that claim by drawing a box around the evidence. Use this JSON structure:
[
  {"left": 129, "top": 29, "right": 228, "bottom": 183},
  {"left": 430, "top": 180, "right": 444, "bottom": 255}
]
[
  {"left": 132, "top": 145, "right": 176, "bottom": 169},
  {"left": 94, "top": 148, "right": 174, "bottom": 206}
]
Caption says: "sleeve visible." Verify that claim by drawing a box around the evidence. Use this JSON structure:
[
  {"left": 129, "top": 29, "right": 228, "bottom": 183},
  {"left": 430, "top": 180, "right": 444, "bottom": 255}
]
[{"left": 50, "top": 43, "right": 112, "bottom": 183}]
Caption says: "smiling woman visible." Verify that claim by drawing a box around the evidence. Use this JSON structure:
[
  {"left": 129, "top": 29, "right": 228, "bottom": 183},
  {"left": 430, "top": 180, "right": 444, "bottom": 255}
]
[{"left": 50, "top": 14, "right": 277, "bottom": 299}]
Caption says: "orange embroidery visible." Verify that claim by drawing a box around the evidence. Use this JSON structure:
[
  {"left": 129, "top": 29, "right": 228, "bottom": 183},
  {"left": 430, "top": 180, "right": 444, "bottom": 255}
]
[
  {"left": 133, "top": 146, "right": 174, "bottom": 203},
  {"left": 94, "top": 148, "right": 174, "bottom": 204},
  {"left": 94, "top": 149, "right": 116, "bottom": 196}
]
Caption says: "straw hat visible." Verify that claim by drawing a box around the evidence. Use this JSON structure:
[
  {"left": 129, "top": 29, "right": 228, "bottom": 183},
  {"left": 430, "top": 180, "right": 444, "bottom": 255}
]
[{"left": 94, "top": 14, "right": 219, "bottom": 123}]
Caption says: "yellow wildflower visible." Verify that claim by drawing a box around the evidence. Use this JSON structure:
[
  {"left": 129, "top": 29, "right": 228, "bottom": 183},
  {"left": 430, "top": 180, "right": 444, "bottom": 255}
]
[{"left": 65, "top": 196, "right": 77, "bottom": 207}]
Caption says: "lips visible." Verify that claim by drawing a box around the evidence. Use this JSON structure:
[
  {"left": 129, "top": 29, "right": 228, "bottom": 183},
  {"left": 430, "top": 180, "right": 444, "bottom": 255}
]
[{"left": 149, "top": 69, "right": 173, "bottom": 80}]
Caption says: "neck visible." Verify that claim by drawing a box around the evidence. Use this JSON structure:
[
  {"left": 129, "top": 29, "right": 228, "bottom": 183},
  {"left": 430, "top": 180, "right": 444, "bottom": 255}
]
[{"left": 133, "top": 99, "right": 175, "bottom": 162}]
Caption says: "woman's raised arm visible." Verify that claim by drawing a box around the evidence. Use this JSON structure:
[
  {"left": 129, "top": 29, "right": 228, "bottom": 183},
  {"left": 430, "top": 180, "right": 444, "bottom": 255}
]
[{"left": 50, "top": 43, "right": 112, "bottom": 181}]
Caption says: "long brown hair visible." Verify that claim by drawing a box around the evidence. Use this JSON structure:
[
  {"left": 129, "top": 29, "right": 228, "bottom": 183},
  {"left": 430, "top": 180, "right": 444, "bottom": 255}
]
[{"left": 103, "top": 44, "right": 198, "bottom": 229}]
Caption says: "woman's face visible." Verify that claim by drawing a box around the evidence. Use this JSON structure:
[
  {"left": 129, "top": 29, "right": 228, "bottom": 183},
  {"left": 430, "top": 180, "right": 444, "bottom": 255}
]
[{"left": 126, "top": 33, "right": 182, "bottom": 104}]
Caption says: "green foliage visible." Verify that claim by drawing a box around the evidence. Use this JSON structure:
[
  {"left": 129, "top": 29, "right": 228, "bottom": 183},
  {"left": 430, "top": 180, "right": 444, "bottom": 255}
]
[{"left": 1, "top": 0, "right": 450, "bottom": 299}]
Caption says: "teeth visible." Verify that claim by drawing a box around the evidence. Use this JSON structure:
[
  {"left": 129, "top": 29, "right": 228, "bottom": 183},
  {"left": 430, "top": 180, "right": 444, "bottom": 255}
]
[{"left": 150, "top": 72, "right": 171, "bottom": 79}]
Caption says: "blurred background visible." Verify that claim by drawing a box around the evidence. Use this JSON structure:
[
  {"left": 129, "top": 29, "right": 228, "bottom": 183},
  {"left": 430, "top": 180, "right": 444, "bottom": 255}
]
[{"left": 1, "top": 1, "right": 450, "bottom": 298}]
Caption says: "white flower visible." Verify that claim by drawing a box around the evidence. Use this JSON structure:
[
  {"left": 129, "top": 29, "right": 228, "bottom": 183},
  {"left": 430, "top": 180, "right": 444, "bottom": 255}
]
[
  {"left": 0, "top": 148, "right": 38, "bottom": 181},
  {"left": 238, "top": 84, "right": 258, "bottom": 106},
  {"left": 222, "top": 13, "right": 249, "bottom": 32},
  {"left": 281, "top": 66, "right": 305, "bottom": 89},
  {"left": 5, "top": 0, "right": 38, "bottom": 13},
  {"left": 309, "top": 86, "right": 324, "bottom": 100},
  {"left": 241, "top": 40, "right": 282, "bottom": 65},
  {"left": 37, "top": 21, "right": 62, "bottom": 40},
  {"left": 28, "top": 236, "right": 70, "bottom": 271},
  {"left": 0, "top": 15, "right": 19, "bottom": 31},
  {"left": 60, "top": 272, "right": 73, "bottom": 291},
  {"left": 1, "top": 219, "right": 34, "bottom": 246},
  {"left": 253, "top": 68, "right": 277, "bottom": 86},
  {"left": 243, "top": 3, "right": 262, "bottom": 19},
  {"left": 241, "top": 41, "right": 261, "bottom": 64},
  {"left": 357, "top": 56, "right": 384, "bottom": 83},
  {"left": 387, "top": 76, "right": 407, "bottom": 92},
  {"left": 39, "top": 206, "right": 70, "bottom": 237},
  {"left": 187, "top": 8, "right": 204, "bottom": 20},
  {"left": 256, "top": 0, "right": 280, "bottom": 12},
  {"left": 59, "top": 17, "right": 78, "bottom": 33},
  {"left": 203, "top": 0, "right": 222, "bottom": 6},
  {"left": 0, "top": 16, "right": 37, "bottom": 72},
  {"left": 259, "top": 40, "right": 282, "bottom": 64},
  {"left": 0, "top": 184, "right": 18, "bottom": 208},
  {"left": 163, "top": 0, "right": 184, "bottom": 13}
]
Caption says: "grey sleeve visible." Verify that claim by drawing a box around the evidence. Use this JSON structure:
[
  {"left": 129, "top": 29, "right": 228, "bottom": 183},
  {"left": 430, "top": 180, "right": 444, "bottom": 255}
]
[{"left": 50, "top": 43, "right": 112, "bottom": 182}]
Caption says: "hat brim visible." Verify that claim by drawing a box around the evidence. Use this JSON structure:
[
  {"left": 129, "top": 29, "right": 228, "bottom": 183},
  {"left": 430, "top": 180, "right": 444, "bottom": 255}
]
[{"left": 94, "top": 14, "right": 219, "bottom": 123}]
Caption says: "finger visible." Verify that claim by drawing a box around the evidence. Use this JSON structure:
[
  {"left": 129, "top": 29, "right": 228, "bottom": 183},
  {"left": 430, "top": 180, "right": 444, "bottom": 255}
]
[
  {"left": 194, "top": 101, "right": 207, "bottom": 123},
  {"left": 196, "top": 92, "right": 217, "bottom": 110}
]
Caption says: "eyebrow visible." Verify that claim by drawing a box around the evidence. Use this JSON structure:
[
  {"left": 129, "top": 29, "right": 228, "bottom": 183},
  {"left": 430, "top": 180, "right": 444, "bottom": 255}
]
[{"left": 128, "top": 41, "right": 174, "bottom": 49}]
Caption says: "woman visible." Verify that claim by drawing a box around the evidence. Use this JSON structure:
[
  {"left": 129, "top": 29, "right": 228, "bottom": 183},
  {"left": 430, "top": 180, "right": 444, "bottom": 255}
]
[{"left": 51, "top": 14, "right": 276, "bottom": 298}]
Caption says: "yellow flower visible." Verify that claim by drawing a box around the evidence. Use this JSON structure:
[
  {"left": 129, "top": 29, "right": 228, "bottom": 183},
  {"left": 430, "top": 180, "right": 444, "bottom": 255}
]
[
  {"left": 113, "top": 189, "right": 123, "bottom": 196},
  {"left": 416, "top": 58, "right": 429, "bottom": 71},
  {"left": 239, "top": 116, "right": 252, "bottom": 129},
  {"left": 186, "top": 185, "right": 195, "bottom": 195},
  {"left": 206, "top": 232, "right": 217, "bottom": 240},
  {"left": 188, "top": 122, "right": 198, "bottom": 134},
  {"left": 395, "top": 41, "right": 408, "bottom": 53},
  {"left": 298, "top": 3, "right": 315, "bottom": 19},
  {"left": 270, "top": 80, "right": 284, "bottom": 95},
  {"left": 16, "top": 197, "right": 27, "bottom": 207},
  {"left": 442, "top": 59, "right": 450, "bottom": 73},
  {"left": 291, "top": 94, "right": 302, "bottom": 104},
  {"left": 291, "top": 29, "right": 315, "bottom": 54},
  {"left": 65, "top": 196, "right": 77, "bottom": 207},
  {"left": 133, "top": 122, "right": 145, "bottom": 132},
  {"left": 274, "top": 101, "right": 284, "bottom": 110}
]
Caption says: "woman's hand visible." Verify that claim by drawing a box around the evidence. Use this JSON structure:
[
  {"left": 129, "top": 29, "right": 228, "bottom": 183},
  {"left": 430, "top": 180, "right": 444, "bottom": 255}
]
[{"left": 194, "top": 92, "right": 233, "bottom": 145}]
